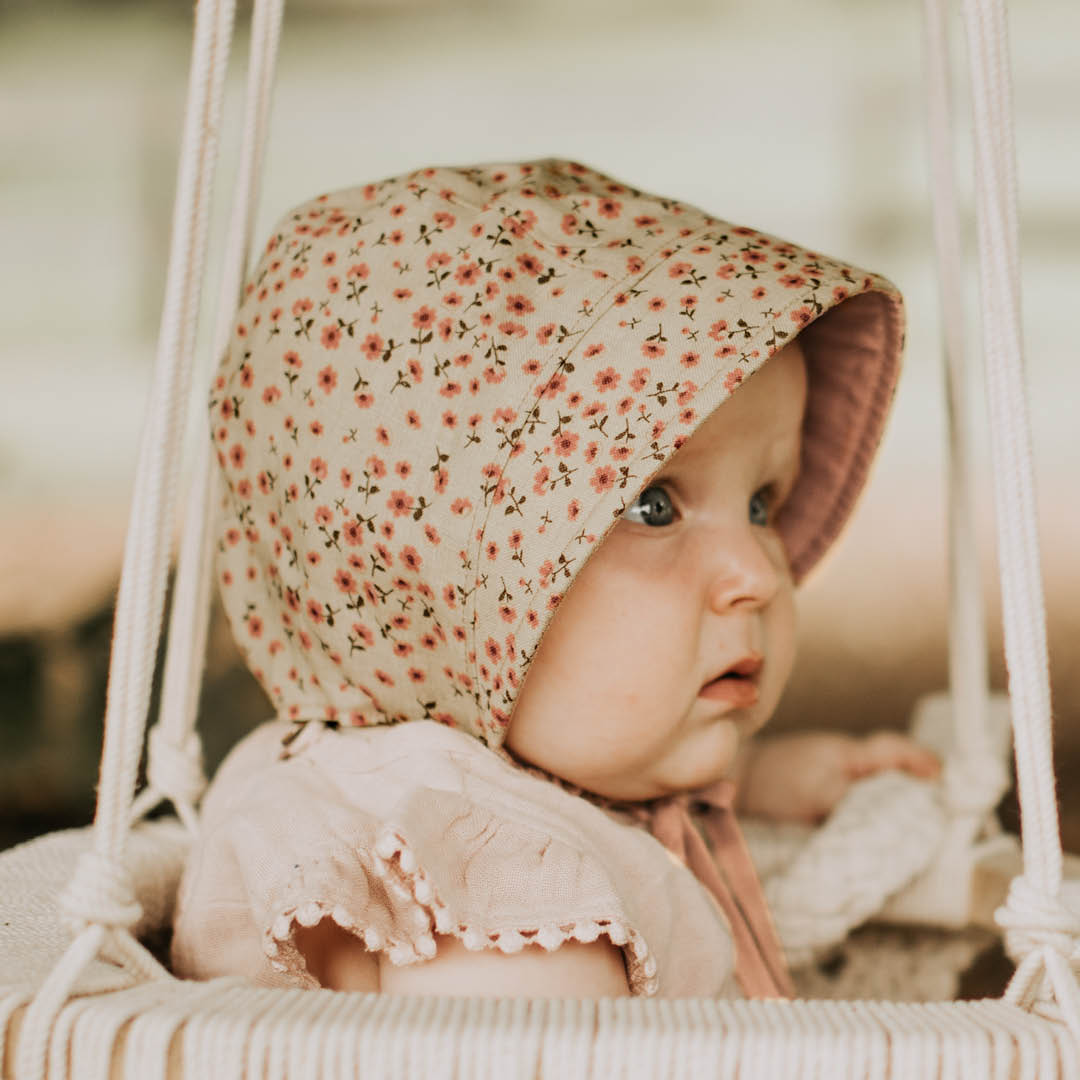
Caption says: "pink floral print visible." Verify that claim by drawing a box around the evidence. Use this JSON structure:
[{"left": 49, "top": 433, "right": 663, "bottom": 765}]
[{"left": 211, "top": 159, "right": 903, "bottom": 746}]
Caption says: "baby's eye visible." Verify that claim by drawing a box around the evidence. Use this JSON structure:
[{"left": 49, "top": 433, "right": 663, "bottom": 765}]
[
  {"left": 623, "top": 484, "right": 676, "bottom": 528},
  {"left": 748, "top": 487, "right": 772, "bottom": 527}
]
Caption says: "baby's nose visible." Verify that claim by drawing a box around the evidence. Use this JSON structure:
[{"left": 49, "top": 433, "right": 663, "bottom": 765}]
[{"left": 704, "top": 528, "right": 781, "bottom": 613}]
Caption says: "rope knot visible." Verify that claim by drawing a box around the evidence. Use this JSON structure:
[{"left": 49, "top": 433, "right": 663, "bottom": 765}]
[
  {"left": 146, "top": 725, "right": 207, "bottom": 808},
  {"left": 59, "top": 850, "right": 143, "bottom": 935},
  {"left": 941, "top": 750, "right": 1010, "bottom": 818},
  {"left": 995, "top": 873, "right": 1080, "bottom": 970}
]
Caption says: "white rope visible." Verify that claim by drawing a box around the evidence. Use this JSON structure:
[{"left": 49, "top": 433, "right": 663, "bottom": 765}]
[
  {"left": 922, "top": 0, "right": 998, "bottom": 806},
  {"left": 132, "top": 0, "right": 284, "bottom": 837},
  {"left": 16, "top": 1, "right": 242, "bottom": 1076},
  {"left": 954, "top": 0, "right": 1080, "bottom": 1040},
  {"left": 93, "top": 0, "right": 236, "bottom": 863}
]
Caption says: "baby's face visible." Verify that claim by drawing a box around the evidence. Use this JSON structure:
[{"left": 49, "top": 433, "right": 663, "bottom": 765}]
[{"left": 505, "top": 340, "right": 807, "bottom": 801}]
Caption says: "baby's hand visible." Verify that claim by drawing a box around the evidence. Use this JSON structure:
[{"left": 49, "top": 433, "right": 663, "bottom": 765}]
[{"left": 734, "top": 731, "right": 941, "bottom": 825}]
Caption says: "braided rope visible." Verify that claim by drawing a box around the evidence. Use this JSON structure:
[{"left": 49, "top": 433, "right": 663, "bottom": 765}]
[
  {"left": 956, "top": 0, "right": 1079, "bottom": 1041},
  {"left": 132, "top": 0, "right": 285, "bottom": 838},
  {"left": 16, "top": 1, "right": 247, "bottom": 1076},
  {"left": 922, "top": 0, "right": 995, "bottom": 795}
]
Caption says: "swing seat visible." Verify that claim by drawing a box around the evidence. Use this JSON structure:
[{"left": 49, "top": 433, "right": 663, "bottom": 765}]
[
  {"left": 1, "top": 858, "right": 1077, "bottom": 1078},
  {"left": 3, "top": 817, "right": 1080, "bottom": 1080}
]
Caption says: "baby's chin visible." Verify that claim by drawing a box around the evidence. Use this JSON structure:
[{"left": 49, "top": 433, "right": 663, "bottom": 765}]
[
  {"left": 653, "top": 723, "right": 745, "bottom": 795},
  {"left": 581, "top": 722, "right": 746, "bottom": 803}
]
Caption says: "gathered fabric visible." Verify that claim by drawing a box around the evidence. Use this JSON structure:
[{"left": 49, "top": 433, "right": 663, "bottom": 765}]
[
  {"left": 638, "top": 782, "right": 794, "bottom": 998},
  {"left": 172, "top": 719, "right": 748, "bottom": 997}
]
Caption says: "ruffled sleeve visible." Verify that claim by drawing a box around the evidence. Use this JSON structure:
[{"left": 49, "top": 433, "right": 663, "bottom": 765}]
[{"left": 171, "top": 719, "right": 738, "bottom": 997}]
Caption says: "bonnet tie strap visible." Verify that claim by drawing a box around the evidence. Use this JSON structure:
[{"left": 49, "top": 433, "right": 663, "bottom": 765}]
[{"left": 644, "top": 779, "right": 794, "bottom": 999}]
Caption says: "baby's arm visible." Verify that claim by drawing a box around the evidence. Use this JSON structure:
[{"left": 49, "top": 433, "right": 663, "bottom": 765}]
[
  {"left": 380, "top": 933, "right": 630, "bottom": 997},
  {"left": 733, "top": 731, "right": 941, "bottom": 825},
  {"left": 296, "top": 918, "right": 630, "bottom": 996}
]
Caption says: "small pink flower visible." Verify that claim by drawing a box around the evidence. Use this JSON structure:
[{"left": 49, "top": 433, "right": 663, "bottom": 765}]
[
  {"left": 517, "top": 253, "right": 543, "bottom": 276},
  {"left": 412, "top": 305, "right": 436, "bottom": 330},
  {"left": 553, "top": 431, "right": 579, "bottom": 457},
  {"left": 318, "top": 364, "right": 338, "bottom": 392},
  {"left": 455, "top": 262, "right": 481, "bottom": 286},
  {"left": 537, "top": 372, "right": 566, "bottom": 400},
  {"left": 506, "top": 294, "right": 535, "bottom": 316},
  {"left": 590, "top": 465, "right": 616, "bottom": 494},
  {"left": 362, "top": 333, "right": 383, "bottom": 360},
  {"left": 594, "top": 366, "right": 620, "bottom": 392}
]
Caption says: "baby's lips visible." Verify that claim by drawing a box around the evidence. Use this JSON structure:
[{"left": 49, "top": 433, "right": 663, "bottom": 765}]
[
  {"left": 701, "top": 651, "right": 763, "bottom": 689},
  {"left": 727, "top": 654, "right": 763, "bottom": 679},
  {"left": 698, "top": 676, "right": 760, "bottom": 707}
]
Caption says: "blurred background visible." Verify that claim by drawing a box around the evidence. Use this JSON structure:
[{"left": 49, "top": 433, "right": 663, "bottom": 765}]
[{"left": 1, "top": 0, "right": 1077, "bottom": 886}]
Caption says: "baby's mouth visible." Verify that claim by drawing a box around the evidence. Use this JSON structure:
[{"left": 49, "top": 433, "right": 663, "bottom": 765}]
[{"left": 698, "top": 655, "right": 762, "bottom": 707}]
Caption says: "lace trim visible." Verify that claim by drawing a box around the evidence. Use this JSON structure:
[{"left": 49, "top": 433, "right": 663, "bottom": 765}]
[{"left": 262, "top": 825, "right": 660, "bottom": 996}]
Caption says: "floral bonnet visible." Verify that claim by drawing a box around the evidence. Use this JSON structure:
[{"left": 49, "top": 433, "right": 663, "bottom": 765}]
[{"left": 211, "top": 158, "right": 904, "bottom": 748}]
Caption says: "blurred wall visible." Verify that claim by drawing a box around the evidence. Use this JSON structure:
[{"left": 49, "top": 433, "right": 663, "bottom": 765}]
[{"left": 1, "top": 0, "right": 1078, "bottom": 845}]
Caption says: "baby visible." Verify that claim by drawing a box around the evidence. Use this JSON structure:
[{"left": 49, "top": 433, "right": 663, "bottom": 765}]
[{"left": 171, "top": 158, "right": 939, "bottom": 999}]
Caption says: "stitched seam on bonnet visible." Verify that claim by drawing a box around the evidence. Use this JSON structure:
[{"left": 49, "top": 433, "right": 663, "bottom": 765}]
[{"left": 464, "top": 223, "right": 716, "bottom": 733}]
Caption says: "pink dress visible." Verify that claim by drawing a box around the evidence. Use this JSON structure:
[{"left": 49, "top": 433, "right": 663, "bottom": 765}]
[{"left": 172, "top": 719, "right": 787, "bottom": 997}]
